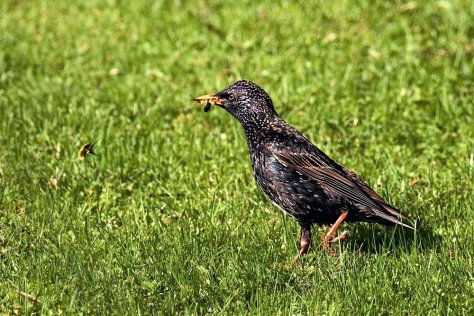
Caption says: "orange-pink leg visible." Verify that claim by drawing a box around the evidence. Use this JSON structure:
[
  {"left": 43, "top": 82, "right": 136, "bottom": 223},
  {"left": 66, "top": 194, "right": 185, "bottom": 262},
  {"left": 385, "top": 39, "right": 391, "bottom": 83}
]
[{"left": 322, "top": 211, "right": 349, "bottom": 255}]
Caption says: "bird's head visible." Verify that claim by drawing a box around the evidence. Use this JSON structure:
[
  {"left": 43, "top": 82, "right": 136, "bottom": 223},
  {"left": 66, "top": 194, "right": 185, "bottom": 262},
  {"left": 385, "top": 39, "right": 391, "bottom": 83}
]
[{"left": 193, "top": 80, "right": 278, "bottom": 124}]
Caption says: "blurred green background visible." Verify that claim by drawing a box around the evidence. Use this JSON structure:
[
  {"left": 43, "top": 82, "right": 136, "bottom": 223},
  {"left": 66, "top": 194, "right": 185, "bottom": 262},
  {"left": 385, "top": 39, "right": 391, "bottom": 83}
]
[{"left": 0, "top": 0, "right": 473, "bottom": 314}]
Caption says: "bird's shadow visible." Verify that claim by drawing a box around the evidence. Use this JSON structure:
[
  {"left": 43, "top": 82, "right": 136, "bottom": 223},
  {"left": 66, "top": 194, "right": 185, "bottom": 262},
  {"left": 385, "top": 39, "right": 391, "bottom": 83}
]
[{"left": 340, "top": 219, "right": 442, "bottom": 255}]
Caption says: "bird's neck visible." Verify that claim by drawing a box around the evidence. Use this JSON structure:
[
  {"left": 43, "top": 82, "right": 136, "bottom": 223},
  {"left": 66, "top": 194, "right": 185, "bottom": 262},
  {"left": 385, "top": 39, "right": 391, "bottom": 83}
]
[{"left": 239, "top": 114, "right": 285, "bottom": 150}]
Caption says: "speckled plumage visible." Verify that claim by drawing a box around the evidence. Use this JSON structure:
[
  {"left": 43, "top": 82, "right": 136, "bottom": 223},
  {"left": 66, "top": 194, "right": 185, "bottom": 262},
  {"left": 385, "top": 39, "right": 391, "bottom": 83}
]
[{"left": 201, "top": 80, "right": 412, "bottom": 256}]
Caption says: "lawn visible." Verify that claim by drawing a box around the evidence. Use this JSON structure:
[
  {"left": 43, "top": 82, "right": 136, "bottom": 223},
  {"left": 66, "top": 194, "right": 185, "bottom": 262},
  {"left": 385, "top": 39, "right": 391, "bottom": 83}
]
[{"left": 0, "top": 0, "right": 473, "bottom": 314}]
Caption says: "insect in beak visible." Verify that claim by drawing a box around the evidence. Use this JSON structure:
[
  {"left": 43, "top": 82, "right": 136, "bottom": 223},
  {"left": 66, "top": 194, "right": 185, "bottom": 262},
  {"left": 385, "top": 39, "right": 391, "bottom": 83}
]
[
  {"left": 204, "top": 101, "right": 212, "bottom": 112},
  {"left": 192, "top": 93, "right": 222, "bottom": 112}
]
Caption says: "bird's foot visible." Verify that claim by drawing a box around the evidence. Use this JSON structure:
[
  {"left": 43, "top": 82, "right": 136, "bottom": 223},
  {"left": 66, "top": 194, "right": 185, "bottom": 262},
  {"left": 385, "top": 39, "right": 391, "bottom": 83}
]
[
  {"left": 330, "top": 230, "right": 348, "bottom": 243},
  {"left": 321, "top": 231, "right": 348, "bottom": 256},
  {"left": 321, "top": 239, "right": 337, "bottom": 256},
  {"left": 286, "top": 244, "right": 309, "bottom": 270},
  {"left": 284, "top": 253, "right": 301, "bottom": 271},
  {"left": 291, "top": 253, "right": 300, "bottom": 265}
]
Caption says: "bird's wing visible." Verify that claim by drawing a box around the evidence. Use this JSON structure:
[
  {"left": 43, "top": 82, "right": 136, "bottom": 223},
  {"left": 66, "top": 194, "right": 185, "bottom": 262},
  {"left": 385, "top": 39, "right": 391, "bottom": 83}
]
[
  {"left": 272, "top": 149, "right": 412, "bottom": 228},
  {"left": 340, "top": 165, "right": 408, "bottom": 221}
]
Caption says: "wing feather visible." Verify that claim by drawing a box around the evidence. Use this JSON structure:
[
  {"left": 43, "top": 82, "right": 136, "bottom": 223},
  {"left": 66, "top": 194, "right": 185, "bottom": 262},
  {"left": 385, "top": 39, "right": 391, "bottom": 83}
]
[{"left": 272, "top": 149, "right": 412, "bottom": 229}]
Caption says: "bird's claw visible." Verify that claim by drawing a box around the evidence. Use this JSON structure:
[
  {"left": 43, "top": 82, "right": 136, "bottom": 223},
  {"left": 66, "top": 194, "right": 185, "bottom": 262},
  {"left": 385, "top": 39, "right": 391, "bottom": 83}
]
[{"left": 321, "top": 230, "right": 349, "bottom": 256}]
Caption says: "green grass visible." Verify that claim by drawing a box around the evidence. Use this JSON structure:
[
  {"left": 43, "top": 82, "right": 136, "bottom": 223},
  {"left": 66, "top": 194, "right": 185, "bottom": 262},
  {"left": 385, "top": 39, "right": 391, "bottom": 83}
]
[{"left": 1, "top": 0, "right": 473, "bottom": 314}]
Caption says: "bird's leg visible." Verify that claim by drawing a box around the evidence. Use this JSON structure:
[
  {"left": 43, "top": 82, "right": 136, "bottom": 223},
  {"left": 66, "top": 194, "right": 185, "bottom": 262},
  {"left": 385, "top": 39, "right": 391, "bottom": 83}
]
[
  {"left": 291, "top": 225, "right": 312, "bottom": 265},
  {"left": 322, "top": 211, "right": 348, "bottom": 255}
]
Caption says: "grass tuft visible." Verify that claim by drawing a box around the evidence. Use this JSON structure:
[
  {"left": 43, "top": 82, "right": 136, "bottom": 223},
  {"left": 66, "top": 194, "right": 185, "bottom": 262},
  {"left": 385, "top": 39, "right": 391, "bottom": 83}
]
[{"left": 1, "top": 0, "right": 473, "bottom": 313}]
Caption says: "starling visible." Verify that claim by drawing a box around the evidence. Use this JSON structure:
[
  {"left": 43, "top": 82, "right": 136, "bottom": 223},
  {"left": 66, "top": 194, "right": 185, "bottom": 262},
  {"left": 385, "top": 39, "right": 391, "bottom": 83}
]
[{"left": 193, "top": 80, "right": 412, "bottom": 260}]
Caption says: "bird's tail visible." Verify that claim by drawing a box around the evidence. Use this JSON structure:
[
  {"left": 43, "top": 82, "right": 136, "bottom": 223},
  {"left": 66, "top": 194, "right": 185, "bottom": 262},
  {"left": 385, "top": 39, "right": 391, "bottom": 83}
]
[{"left": 373, "top": 207, "right": 414, "bottom": 230}]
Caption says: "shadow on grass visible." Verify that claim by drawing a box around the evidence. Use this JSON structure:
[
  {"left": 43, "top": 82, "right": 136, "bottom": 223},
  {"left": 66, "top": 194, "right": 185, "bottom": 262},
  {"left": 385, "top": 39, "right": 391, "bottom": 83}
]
[{"left": 345, "top": 218, "right": 443, "bottom": 255}]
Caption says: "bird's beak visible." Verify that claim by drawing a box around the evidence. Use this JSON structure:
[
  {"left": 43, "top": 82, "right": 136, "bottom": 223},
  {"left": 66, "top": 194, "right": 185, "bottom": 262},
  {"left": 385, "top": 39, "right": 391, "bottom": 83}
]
[{"left": 192, "top": 93, "right": 222, "bottom": 105}]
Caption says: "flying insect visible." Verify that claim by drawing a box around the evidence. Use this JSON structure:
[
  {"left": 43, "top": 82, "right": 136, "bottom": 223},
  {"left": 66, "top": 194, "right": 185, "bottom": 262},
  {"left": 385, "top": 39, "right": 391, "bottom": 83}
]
[{"left": 78, "top": 138, "right": 101, "bottom": 160}]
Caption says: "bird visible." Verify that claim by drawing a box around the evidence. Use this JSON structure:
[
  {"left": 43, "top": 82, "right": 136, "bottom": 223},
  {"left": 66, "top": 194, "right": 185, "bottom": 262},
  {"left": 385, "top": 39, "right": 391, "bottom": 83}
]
[{"left": 193, "top": 80, "right": 412, "bottom": 261}]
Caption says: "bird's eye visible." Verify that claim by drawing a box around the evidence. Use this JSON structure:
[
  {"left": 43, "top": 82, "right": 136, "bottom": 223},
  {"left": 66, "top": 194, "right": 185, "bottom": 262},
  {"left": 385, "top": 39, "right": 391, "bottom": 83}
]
[{"left": 228, "top": 93, "right": 235, "bottom": 101}]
